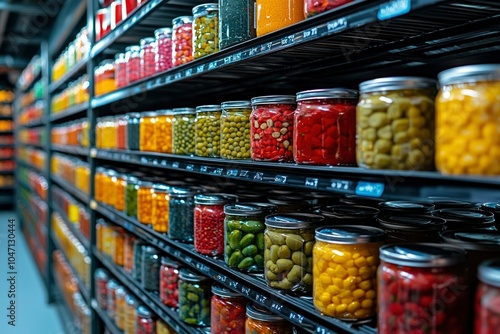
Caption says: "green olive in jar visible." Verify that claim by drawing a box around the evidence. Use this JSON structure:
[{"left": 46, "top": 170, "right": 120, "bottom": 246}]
[
  {"left": 195, "top": 105, "right": 221, "bottom": 157},
  {"left": 193, "top": 4, "right": 219, "bottom": 59},
  {"left": 173, "top": 108, "right": 196, "bottom": 155},
  {"left": 220, "top": 101, "right": 251, "bottom": 159}
]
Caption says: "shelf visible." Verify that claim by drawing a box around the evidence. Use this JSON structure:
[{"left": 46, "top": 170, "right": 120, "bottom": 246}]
[
  {"left": 53, "top": 275, "right": 83, "bottom": 334},
  {"left": 52, "top": 201, "right": 90, "bottom": 251},
  {"left": 17, "top": 67, "right": 42, "bottom": 93},
  {"left": 51, "top": 175, "right": 89, "bottom": 204},
  {"left": 93, "top": 149, "right": 500, "bottom": 202},
  {"left": 50, "top": 56, "right": 89, "bottom": 93},
  {"left": 19, "top": 117, "right": 45, "bottom": 128},
  {"left": 94, "top": 248, "right": 209, "bottom": 334},
  {"left": 17, "top": 160, "right": 45, "bottom": 175},
  {"left": 51, "top": 144, "right": 89, "bottom": 157},
  {"left": 0, "top": 170, "right": 15, "bottom": 175},
  {"left": 49, "top": 102, "right": 88, "bottom": 123},
  {"left": 0, "top": 186, "right": 14, "bottom": 191},
  {"left": 91, "top": 299, "right": 123, "bottom": 334},
  {"left": 93, "top": 202, "right": 374, "bottom": 334},
  {"left": 18, "top": 142, "right": 46, "bottom": 150}
]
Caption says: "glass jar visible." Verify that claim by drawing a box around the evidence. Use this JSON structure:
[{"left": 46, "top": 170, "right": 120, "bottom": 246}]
[
  {"left": 172, "top": 16, "right": 193, "bottom": 66},
  {"left": 195, "top": 105, "right": 221, "bottom": 157},
  {"left": 138, "top": 181, "right": 154, "bottom": 225},
  {"left": 133, "top": 239, "right": 146, "bottom": 282},
  {"left": 95, "top": 269, "right": 109, "bottom": 309},
  {"left": 475, "top": 259, "right": 500, "bottom": 334},
  {"left": 113, "top": 227, "right": 126, "bottom": 266},
  {"left": 264, "top": 213, "right": 325, "bottom": 295},
  {"left": 137, "top": 305, "right": 156, "bottom": 334},
  {"left": 117, "top": 115, "right": 128, "bottom": 150},
  {"left": 126, "top": 45, "right": 141, "bottom": 84},
  {"left": 268, "top": 195, "right": 317, "bottom": 213},
  {"left": 378, "top": 215, "right": 446, "bottom": 243},
  {"left": 224, "top": 204, "right": 267, "bottom": 272},
  {"left": 154, "top": 110, "right": 173, "bottom": 153},
  {"left": 245, "top": 303, "right": 293, "bottom": 333},
  {"left": 168, "top": 189, "right": 196, "bottom": 241},
  {"left": 110, "top": 0, "right": 123, "bottom": 30},
  {"left": 96, "top": 60, "right": 116, "bottom": 96},
  {"left": 106, "top": 279, "right": 119, "bottom": 320},
  {"left": 193, "top": 4, "right": 219, "bottom": 59},
  {"left": 294, "top": 88, "right": 358, "bottom": 165},
  {"left": 482, "top": 202, "right": 500, "bottom": 230},
  {"left": 220, "top": 101, "right": 251, "bottom": 159},
  {"left": 141, "top": 245, "right": 160, "bottom": 292},
  {"left": 160, "top": 257, "right": 181, "bottom": 308},
  {"left": 124, "top": 235, "right": 136, "bottom": 274},
  {"left": 125, "top": 176, "right": 139, "bottom": 218},
  {"left": 194, "top": 193, "right": 238, "bottom": 256},
  {"left": 378, "top": 200, "right": 435, "bottom": 217},
  {"left": 140, "top": 112, "right": 157, "bottom": 151},
  {"left": 318, "top": 205, "right": 379, "bottom": 227},
  {"left": 219, "top": 0, "right": 255, "bottom": 49},
  {"left": 140, "top": 37, "right": 156, "bottom": 79},
  {"left": 125, "top": 294, "right": 137, "bottom": 334},
  {"left": 313, "top": 226, "right": 385, "bottom": 319},
  {"left": 357, "top": 77, "right": 437, "bottom": 170},
  {"left": 378, "top": 243, "right": 468, "bottom": 334},
  {"left": 305, "top": 0, "right": 353, "bottom": 18},
  {"left": 96, "top": 8, "right": 110, "bottom": 41},
  {"left": 155, "top": 28, "right": 173, "bottom": 73},
  {"left": 151, "top": 184, "right": 170, "bottom": 233},
  {"left": 251, "top": 95, "right": 296, "bottom": 162},
  {"left": 103, "top": 169, "right": 117, "bottom": 207},
  {"left": 256, "top": 0, "right": 304, "bottom": 37},
  {"left": 115, "top": 286, "right": 126, "bottom": 330},
  {"left": 433, "top": 209, "right": 496, "bottom": 231},
  {"left": 95, "top": 167, "right": 106, "bottom": 203},
  {"left": 157, "top": 320, "right": 176, "bottom": 334},
  {"left": 126, "top": 112, "right": 140, "bottom": 150},
  {"left": 172, "top": 108, "right": 196, "bottom": 155},
  {"left": 179, "top": 269, "right": 212, "bottom": 326},
  {"left": 211, "top": 285, "right": 247, "bottom": 334},
  {"left": 122, "top": 0, "right": 137, "bottom": 19},
  {"left": 114, "top": 173, "right": 127, "bottom": 212}
]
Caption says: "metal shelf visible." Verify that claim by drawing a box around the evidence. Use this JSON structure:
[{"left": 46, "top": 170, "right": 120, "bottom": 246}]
[
  {"left": 51, "top": 144, "right": 89, "bottom": 157},
  {"left": 52, "top": 201, "right": 90, "bottom": 251},
  {"left": 51, "top": 175, "right": 89, "bottom": 204},
  {"left": 91, "top": 299, "right": 122, "bottom": 334},
  {"left": 17, "top": 160, "right": 45, "bottom": 175},
  {"left": 19, "top": 117, "right": 45, "bottom": 128},
  {"left": 53, "top": 273, "right": 83, "bottom": 334},
  {"left": 49, "top": 102, "right": 89, "bottom": 123},
  {"left": 50, "top": 56, "right": 89, "bottom": 93},
  {"left": 18, "top": 142, "right": 46, "bottom": 150},
  {"left": 17, "top": 70, "right": 42, "bottom": 94}
]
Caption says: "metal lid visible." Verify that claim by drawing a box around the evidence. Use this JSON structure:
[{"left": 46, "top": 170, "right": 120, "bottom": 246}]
[
  {"left": 441, "top": 230, "right": 500, "bottom": 251},
  {"left": 246, "top": 303, "right": 285, "bottom": 322},
  {"left": 438, "top": 64, "right": 500, "bottom": 86},
  {"left": 296, "top": 88, "right": 358, "bottom": 101},
  {"left": 94, "top": 268, "right": 108, "bottom": 280},
  {"left": 221, "top": 101, "right": 251, "bottom": 109},
  {"left": 179, "top": 268, "right": 209, "bottom": 281},
  {"left": 126, "top": 45, "right": 141, "bottom": 52},
  {"left": 106, "top": 279, "right": 119, "bottom": 289},
  {"left": 125, "top": 293, "right": 136, "bottom": 305},
  {"left": 154, "top": 27, "right": 172, "bottom": 36},
  {"left": 378, "top": 201, "right": 435, "bottom": 214},
  {"left": 141, "top": 111, "right": 157, "bottom": 117},
  {"left": 224, "top": 203, "right": 264, "bottom": 216},
  {"left": 339, "top": 195, "right": 384, "bottom": 207},
  {"left": 156, "top": 109, "right": 173, "bottom": 115},
  {"left": 359, "top": 77, "right": 437, "bottom": 93},
  {"left": 265, "top": 213, "right": 325, "bottom": 229},
  {"left": 378, "top": 215, "right": 446, "bottom": 231},
  {"left": 482, "top": 202, "right": 500, "bottom": 214},
  {"left": 161, "top": 256, "right": 181, "bottom": 267},
  {"left": 192, "top": 3, "right": 219, "bottom": 15},
  {"left": 380, "top": 243, "right": 465, "bottom": 267},
  {"left": 195, "top": 193, "right": 238, "bottom": 205},
  {"left": 433, "top": 209, "right": 495, "bottom": 226},
  {"left": 140, "top": 37, "right": 155, "bottom": 45},
  {"left": 172, "top": 16, "right": 193, "bottom": 26},
  {"left": 319, "top": 205, "right": 379, "bottom": 221},
  {"left": 153, "top": 183, "right": 170, "bottom": 192},
  {"left": 116, "top": 286, "right": 126, "bottom": 296},
  {"left": 315, "top": 225, "right": 385, "bottom": 244},
  {"left": 140, "top": 181, "right": 154, "bottom": 188},
  {"left": 251, "top": 95, "right": 296, "bottom": 105},
  {"left": 268, "top": 195, "right": 318, "bottom": 206},
  {"left": 428, "top": 198, "right": 480, "bottom": 210},
  {"left": 173, "top": 107, "right": 195, "bottom": 114},
  {"left": 169, "top": 187, "right": 197, "bottom": 198},
  {"left": 127, "top": 112, "right": 141, "bottom": 118},
  {"left": 478, "top": 259, "right": 500, "bottom": 288},
  {"left": 212, "top": 284, "right": 242, "bottom": 298},
  {"left": 142, "top": 245, "right": 159, "bottom": 255},
  {"left": 240, "top": 202, "right": 278, "bottom": 215},
  {"left": 136, "top": 305, "right": 152, "bottom": 317},
  {"left": 196, "top": 105, "right": 221, "bottom": 113},
  {"left": 114, "top": 53, "right": 126, "bottom": 60}
]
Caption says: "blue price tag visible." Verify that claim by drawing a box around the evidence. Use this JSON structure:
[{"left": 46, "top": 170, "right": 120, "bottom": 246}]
[
  {"left": 378, "top": 0, "right": 411, "bottom": 20},
  {"left": 355, "top": 182, "right": 385, "bottom": 197}
]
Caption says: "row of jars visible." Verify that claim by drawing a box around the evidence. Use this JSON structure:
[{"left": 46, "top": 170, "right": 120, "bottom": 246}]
[
  {"left": 19, "top": 167, "right": 48, "bottom": 200},
  {"left": 19, "top": 127, "right": 46, "bottom": 147},
  {"left": 19, "top": 101, "right": 43, "bottom": 125},
  {"left": 25, "top": 191, "right": 48, "bottom": 227},
  {"left": 20, "top": 80, "right": 43, "bottom": 108},
  {"left": 52, "top": 75, "right": 89, "bottom": 113},
  {"left": 96, "top": 0, "right": 148, "bottom": 42},
  {"left": 51, "top": 119, "right": 90, "bottom": 147},
  {"left": 51, "top": 154, "right": 90, "bottom": 195},
  {"left": 52, "top": 27, "right": 90, "bottom": 82},
  {"left": 52, "top": 186, "right": 91, "bottom": 241}
]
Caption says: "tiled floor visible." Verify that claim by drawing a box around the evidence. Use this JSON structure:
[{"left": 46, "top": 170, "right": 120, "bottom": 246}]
[{"left": 0, "top": 211, "right": 64, "bottom": 334}]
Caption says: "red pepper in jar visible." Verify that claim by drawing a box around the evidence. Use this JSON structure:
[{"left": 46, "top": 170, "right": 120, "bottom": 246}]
[
  {"left": 140, "top": 37, "right": 155, "bottom": 79},
  {"left": 211, "top": 285, "right": 247, "bottom": 334},
  {"left": 160, "top": 257, "right": 181, "bottom": 308},
  {"left": 154, "top": 28, "right": 173, "bottom": 73},
  {"left": 172, "top": 16, "right": 193, "bottom": 67},
  {"left": 136, "top": 305, "right": 156, "bottom": 334},
  {"left": 305, "top": 0, "right": 354, "bottom": 18},
  {"left": 250, "top": 95, "right": 296, "bottom": 162}
]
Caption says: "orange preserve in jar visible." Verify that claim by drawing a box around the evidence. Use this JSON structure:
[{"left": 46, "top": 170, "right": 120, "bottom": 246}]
[
  {"left": 113, "top": 227, "right": 126, "bottom": 267},
  {"left": 114, "top": 174, "right": 127, "bottom": 212},
  {"left": 152, "top": 184, "right": 170, "bottom": 233},
  {"left": 137, "top": 181, "right": 154, "bottom": 225},
  {"left": 104, "top": 170, "right": 117, "bottom": 208},
  {"left": 155, "top": 110, "right": 173, "bottom": 153},
  {"left": 94, "top": 167, "right": 106, "bottom": 203},
  {"left": 245, "top": 303, "right": 292, "bottom": 334},
  {"left": 140, "top": 112, "right": 157, "bottom": 151},
  {"left": 256, "top": 0, "right": 304, "bottom": 37}
]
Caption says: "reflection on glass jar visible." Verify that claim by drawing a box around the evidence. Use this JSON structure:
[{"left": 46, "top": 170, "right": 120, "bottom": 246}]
[
  {"left": 475, "top": 259, "right": 500, "bottom": 334},
  {"left": 179, "top": 269, "right": 212, "bottom": 326},
  {"left": 220, "top": 101, "right": 251, "bottom": 159},
  {"left": 256, "top": 0, "right": 304, "bottom": 36}
]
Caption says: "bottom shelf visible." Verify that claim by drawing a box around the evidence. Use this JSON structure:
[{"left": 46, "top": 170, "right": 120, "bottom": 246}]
[{"left": 53, "top": 281, "right": 82, "bottom": 334}]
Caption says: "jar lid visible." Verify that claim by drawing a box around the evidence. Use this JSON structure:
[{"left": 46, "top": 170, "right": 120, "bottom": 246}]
[
  {"left": 179, "top": 268, "right": 209, "bottom": 281},
  {"left": 268, "top": 195, "right": 318, "bottom": 206},
  {"left": 94, "top": 268, "right": 108, "bottom": 279},
  {"left": 359, "top": 77, "right": 437, "bottom": 92},
  {"left": 154, "top": 27, "right": 172, "bottom": 36},
  {"left": 339, "top": 194, "right": 384, "bottom": 207},
  {"left": 221, "top": 101, "right": 251, "bottom": 109},
  {"left": 380, "top": 243, "right": 465, "bottom": 267},
  {"left": 193, "top": 3, "right": 219, "bottom": 15},
  {"left": 116, "top": 286, "right": 126, "bottom": 296},
  {"left": 142, "top": 111, "right": 157, "bottom": 117},
  {"left": 153, "top": 183, "right": 170, "bottom": 192},
  {"left": 240, "top": 202, "right": 278, "bottom": 215},
  {"left": 251, "top": 95, "right": 296, "bottom": 105},
  {"left": 378, "top": 215, "right": 446, "bottom": 231},
  {"left": 125, "top": 293, "right": 136, "bottom": 305},
  {"left": 161, "top": 256, "right": 181, "bottom": 267},
  {"left": 319, "top": 205, "right": 379, "bottom": 221},
  {"left": 114, "top": 53, "right": 125, "bottom": 59},
  {"left": 296, "top": 88, "right": 358, "bottom": 101},
  {"left": 173, "top": 107, "right": 195, "bottom": 114},
  {"left": 212, "top": 284, "right": 242, "bottom": 298},
  {"left": 428, "top": 198, "right": 480, "bottom": 210},
  {"left": 224, "top": 203, "right": 265, "bottom": 216},
  {"left": 482, "top": 202, "right": 500, "bottom": 215},
  {"left": 478, "top": 259, "right": 500, "bottom": 288},
  {"left": 378, "top": 201, "right": 435, "bottom": 215},
  {"left": 140, "top": 37, "right": 155, "bottom": 45},
  {"left": 169, "top": 188, "right": 197, "bottom": 197},
  {"left": 106, "top": 279, "right": 118, "bottom": 289},
  {"left": 172, "top": 16, "right": 193, "bottom": 25},
  {"left": 141, "top": 245, "right": 159, "bottom": 255},
  {"left": 315, "top": 225, "right": 385, "bottom": 243},
  {"left": 140, "top": 181, "right": 153, "bottom": 187},
  {"left": 195, "top": 193, "right": 238, "bottom": 205},
  {"left": 435, "top": 208, "right": 495, "bottom": 224},
  {"left": 157, "top": 109, "right": 173, "bottom": 115},
  {"left": 265, "top": 213, "right": 325, "bottom": 228},
  {"left": 441, "top": 230, "right": 500, "bottom": 251},
  {"left": 246, "top": 303, "right": 284, "bottom": 322},
  {"left": 196, "top": 105, "right": 221, "bottom": 112},
  {"left": 127, "top": 45, "right": 141, "bottom": 52},
  {"left": 127, "top": 112, "right": 141, "bottom": 118},
  {"left": 438, "top": 64, "right": 500, "bottom": 86},
  {"left": 127, "top": 176, "right": 140, "bottom": 184},
  {"left": 136, "top": 305, "right": 152, "bottom": 317},
  {"left": 235, "top": 192, "right": 267, "bottom": 201}
]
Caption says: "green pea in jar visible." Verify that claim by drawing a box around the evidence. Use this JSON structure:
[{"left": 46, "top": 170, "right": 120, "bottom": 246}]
[
  {"left": 172, "top": 107, "right": 196, "bottom": 155},
  {"left": 195, "top": 104, "right": 221, "bottom": 157},
  {"left": 178, "top": 268, "right": 212, "bottom": 326},
  {"left": 193, "top": 3, "right": 219, "bottom": 59},
  {"left": 220, "top": 101, "right": 251, "bottom": 159}
]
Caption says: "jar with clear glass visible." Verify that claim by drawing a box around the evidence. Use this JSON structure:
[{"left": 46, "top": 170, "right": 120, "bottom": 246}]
[
  {"left": 115, "top": 286, "right": 126, "bottom": 330},
  {"left": 193, "top": 4, "right": 219, "bottom": 59},
  {"left": 256, "top": 0, "right": 304, "bottom": 37},
  {"left": 125, "top": 176, "right": 139, "bottom": 218},
  {"left": 140, "top": 37, "right": 156, "bottom": 79},
  {"left": 136, "top": 305, "right": 156, "bottom": 334},
  {"left": 114, "top": 173, "right": 127, "bottom": 212},
  {"left": 220, "top": 101, "right": 251, "bottom": 159},
  {"left": 195, "top": 105, "right": 221, "bottom": 157},
  {"left": 115, "top": 53, "right": 127, "bottom": 88},
  {"left": 245, "top": 303, "right": 293, "bottom": 333},
  {"left": 113, "top": 227, "right": 126, "bottom": 266},
  {"left": 126, "top": 45, "right": 141, "bottom": 84},
  {"left": 211, "top": 285, "right": 247, "bottom": 334},
  {"left": 160, "top": 257, "right": 181, "bottom": 308},
  {"left": 172, "top": 108, "right": 196, "bottom": 155},
  {"left": 179, "top": 269, "right": 212, "bottom": 326},
  {"left": 141, "top": 245, "right": 160, "bottom": 292},
  {"left": 124, "top": 234, "right": 136, "bottom": 274},
  {"left": 137, "top": 181, "right": 154, "bottom": 225},
  {"left": 219, "top": 0, "right": 255, "bottom": 49},
  {"left": 95, "top": 269, "right": 109, "bottom": 309},
  {"left": 155, "top": 110, "right": 173, "bottom": 153},
  {"left": 117, "top": 115, "right": 128, "bottom": 150},
  {"left": 305, "top": 0, "right": 353, "bottom": 18},
  {"left": 357, "top": 77, "right": 437, "bottom": 170},
  {"left": 475, "top": 259, "right": 500, "bottom": 334},
  {"left": 125, "top": 294, "right": 137, "bottom": 334},
  {"left": 103, "top": 169, "right": 116, "bottom": 207},
  {"left": 133, "top": 239, "right": 146, "bottom": 282},
  {"left": 155, "top": 28, "right": 173, "bottom": 73},
  {"left": 152, "top": 184, "right": 170, "bottom": 233},
  {"left": 127, "top": 112, "right": 141, "bottom": 150},
  {"left": 168, "top": 189, "right": 196, "bottom": 242},
  {"left": 172, "top": 16, "right": 193, "bottom": 66},
  {"left": 106, "top": 279, "right": 119, "bottom": 320},
  {"left": 140, "top": 112, "right": 157, "bottom": 151}
]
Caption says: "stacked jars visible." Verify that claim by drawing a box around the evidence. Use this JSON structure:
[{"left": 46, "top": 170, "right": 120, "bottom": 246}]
[
  {"left": 115, "top": 53, "right": 127, "bottom": 88},
  {"left": 305, "top": 0, "right": 354, "bottom": 18},
  {"left": 172, "top": 16, "right": 193, "bottom": 66},
  {"left": 219, "top": 0, "right": 255, "bottom": 49},
  {"left": 475, "top": 259, "right": 500, "bottom": 333},
  {"left": 195, "top": 105, "right": 221, "bottom": 157},
  {"left": 151, "top": 184, "right": 170, "bottom": 233},
  {"left": 178, "top": 269, "right": 212, "bottom": 326},
  {"left": 220, "top": 101, "right": 251, "bottom": 159},
  {"left": 139, "top": 112, "right": 157, "bottom": 151},
  {"left": 126, "top": 45, "right": 141, "bottom": 84},
  {"left": 256, "top": 0, "right": 304, "bottom": 36},
  {"left": 154, "top": 28, "right": 173, "bottom": 73},
  {"left": 193, "top": 4, "right": 219, "bottom": 59},
  {"left": 172, "top": 108, "right": 195, "bottom": 155},
  {"left": 160, "top": 257, "right": 181, "bottom": 308},
  {"left": 168, "top": 188, "right": 196, "bottom": 242},
  {"left": 294, "top": 89, "right": 358, "bottom": 165},
  {"left": 140, "top": 37, "right": 156, "bottom": 79},
  {"left": 211, "top": 285, "right": 247, "bottom": 334}
]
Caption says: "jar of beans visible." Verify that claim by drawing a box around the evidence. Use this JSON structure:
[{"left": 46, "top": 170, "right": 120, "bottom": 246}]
[
  {"left": 140, "top": 37, "right": 156, "bottom": 79},
  {"left": 250, "top": 95, "right": 296, "bottom": 162},
  {"left": 125, "top": 294, "right": 137, "bottom": 334},
  {"left": 95, "top": 268, "right": 109, "bottom": 309},
  {"left": 192, "top": 3, "right": 219, "bottom": 59},
  {"left": 168, "top": 188, "right": 196, "bottom": 242},
  {"left": 172, "top": 108, "right": 196, "bottom": 155},
  {"left": 294, "top": 88, "right": 358, "bottom": 165},
  {"left": 179, "top": 268, "right": 212, "bottom": 326},
  {"left": 107, "top": 279, "right": 120, "bottom": 320},
  {"left": 211, "top": 285, "right": 247, "bottom": 334},
  {"left": 141, "top": 245, "right": 160, "bottom": 292},
  {"left": 136, "top": 305, "right": 157, "bottom": 334},
  {"left": 133, "top": 239, "right": 146, "bottom": 282},
  {"left": 194, "top": 193, "right": 238, "bottom": 256},
  {"left": 126, "top": 45, "right": 141, "bottom": 83},
  {"left": 154, "top": 28, "right": 173, "bottom": 73},
  {"left": 195, "top": 105, "right": 221, "bottom": 157},
  {"left": 116, "top": 114, "right": 127, "bottom": 150},
  {"left": 220, "top": 101, "right": 251, "bottom": 159},
  {"left": 139, "top": 112, "right": 157, "bottom": 151},
  {"left": 160, "top": 257, "right": 181, "bottom": 307},
  {"left": 115, "top": 53, "right": 127, "bottom": 88},
  {"left": 125, "top": 176, "right": 139, "bottom": 218},
  {"left": 152, "top": 183, "right": 170, "bottom": 233},
  {"left": 127, "top": 112, "right": 141, "bottom": 150},
  {"left": 137, "top": 181, "right": 154, "bottom": 225},
  {"left": 172, "top": 16, "right": 193, "bottom": 66},
  {"left": 154, "top": 110, "right": 173, "bottom": 153},
  {"left": 219, "top": 0, "right": 255, "bottom": 49}
]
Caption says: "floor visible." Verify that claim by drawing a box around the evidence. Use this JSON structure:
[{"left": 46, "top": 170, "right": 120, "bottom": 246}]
[{"left": 0, "top": 210, "right": 64, "bottom": 334}]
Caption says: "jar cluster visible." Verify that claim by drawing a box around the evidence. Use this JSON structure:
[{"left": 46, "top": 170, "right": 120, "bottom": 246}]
[
  {"left": 51, "top": 118, "right": 89, "bottom": 148},
  {"left": 52, "top": 27, "right": 90, "bottom": 82},
  {"left": 51, "top": 74, "right": 89, "bottom": 113}
]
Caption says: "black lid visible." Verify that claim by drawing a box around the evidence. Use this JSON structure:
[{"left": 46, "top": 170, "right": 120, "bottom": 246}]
[
  {"left": 212, "top": 284, "right": 242, "bottom": 298},
  {"left": 161, "top": 256, "right": 181, "bottom": 267},
  {"left": 268, "top": 195, "right": 318, "bottom": 206},
  {"left": 315, "top": 225, "right": 385, "bottom": 244},
  {"left": 319, "top": 205, "right": 379, "bottom": 221},
  {"left": 339, "top": 194, "right": 384, "bottom": 207},
  {"left": 378, "top": 201, "right": 435, "bottom": 215},
  {"left": 441, "top": 230, "right": 500, "bottom": 251},
  {"left": 246, "top": 303, "right": 285, "bottom": 322},
  {"left": 478, "top": 259, "right": 500, "bottom": 288},
  {"left": 433, "top": 209, "right": 495, "bottom": 227},
  {"left": 224, "top": 204, "right": 265, "bottom": 216},
  {"left": 482, "top": 203, "right": 500, "bottom": 215},
  {"left": 265, "top": 213, "right": 325, "bottom": 229},
  {"left": 235, "top": 192, "right": 268, "bottom": 202},
  {"left": 378, "top": 215, "right": 446, "bottom": 231},
  {"left": 380, "top": 243, "right": 465, "bottom": 267},
  {"left": 428, "top": 198, "right": 479, "bottom": 210}
]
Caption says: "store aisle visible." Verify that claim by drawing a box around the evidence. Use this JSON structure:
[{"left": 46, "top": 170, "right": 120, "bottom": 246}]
[{"left": 0, "top": 211, "right": 64, "bottom": 334}]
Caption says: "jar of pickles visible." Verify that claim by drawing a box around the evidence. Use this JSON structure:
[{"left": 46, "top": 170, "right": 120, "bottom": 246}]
[
  {"left": 95, "top": 269, "right": 109, "bottom": 309},
  {"left": 378, "top": 215, "right": 446, "bottom": 243},
  {"left": 433, "top": 209, "right": 496, "bottom": 231},
  {"left": 125, "top": 176, "right": 139, "bottom": 218},
  {"left": 126, "top": 45, "right": 141, "bottom": 83},
  {"left": 475, "top": 259, "right": 500, "bottom": 334},
  {"left": 251, "top": 95, "right": 296, "bottom": 162},
  {"left": 256, "top": 0, "right": 303, "bottom": 36},
  {"left": 378, "top": 243, "right": 468, "bottom": 334},
  {"left": 313, "top": 226, "right": 385, "bottom": 319},
  {"left": 125, "top": 294, "right": 137, "bottom": 334},
  {"left": 195, "top": 193, "right": 238, "bottom": 256},
  {"left": 140, "top": 37, "right": 156, "bottom": 79},
  {"left": 133, "top": 239, "right": 146, "bottom": 282},
  {"left": 179, "top": 269, "right": 212, "bottom": 326},
  {"left": 195, "top": 105, "right": 221, "bottom": 157},
  {"left": 225, "top": 204, "right": 266, "bottom": 272},
  {"left": 220, "top": 101, "right": 251, "bottom": 159},
  {"left": 107, "top": 279, "right": 119, "bottom": 320},
  {"left": 152, "top": 184, "right": 170, "bottom": 233},
  {"left": 172, "top": 108, "right": 196, "bottom": 155},
  {"left": 140, "top": 112, "right": 157, "bottom": 151},
  {"left": 211, "top": 285, "right": 246, "bottom": 334},
  {"left": 265, "top": 213, "right": 325, "bottom": 294},
  {"left": 305, "top": 0, "right": 353, "bottom": 18},
  {"left": 168, "top": 189, "right": 196, "bottom": 242},
  {"left": 127, "top": 112, "right": 141, "bottom": 150},
  {"left": 245, "top": 303, "right": 293, "bottom": 334},
  {"left": 115, "top": 286, "right": 127, "bottom": 330},
  {"left": 141, "top": 245, "right": 160, "bottom": 292},
  {"left": 115, "top": 53, "right": 127, "bottom": 88},
  {"left": 357, "top": 77, "right": 437, "bottom": 170},
  {"left": 268, "top": 195, "right": 317, "bottom": 213},
  {"left": 172, "top": 16, "right": 193, "bottom": 66},
  {"left": 136, "top": 305, "right": 156, "bottom": 334},
  {"left": 318, "top": 205, "right": 379, "bottom": 227},
  {"left": 192, "top": 4, "right": 219, "bottom": 59},
  {"left": 294, "top": 89, "right": 357, "bottom": 165},
  {"left": 219, "top": 0, "right": 255, "bottom": 49},
  {"left": 137, "top": 181, "right": 154, "bottom": 225},
  {"left": 160, "top": 257, "right": 181, "bottom": 308}
]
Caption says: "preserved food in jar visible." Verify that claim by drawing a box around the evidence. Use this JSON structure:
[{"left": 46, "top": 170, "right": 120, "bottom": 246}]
[
  {"left": 245, "top": 303, "right": 292, "bottom": 333},
  {"left": 114, "top": 174, "right": 127, "bottom": 212},
  {"left": 107, "top": 279, "right": 120, "bottom": 320},
  {"left": 113, "top": 227, "right": 126, "bottom": 266},
  {"left": 437, "top": 65, "right": 500, "bottom": 175},
  {"left": 172, "top": 108, "right": 196, "bottom": 155},
  {"left": 318, "top": 205, "right": 379, "bottom": 227},
  {"left": 225, "top": 204, "right": 266, "bottom": 272},
  {"left": 152, "top": 184, "right": 170, "bottom": 233},
  {"left": 193, "top": 4, "right": 219, "bottom": 59},
  {"left": 211, "top": 285, "right": 246, "bottom": 334},
  {"left": 137, "top": 305, "right": 156, "bottom": 334},
  {"left": 140, "top": 37, "right": 156, "bottom": 79},
  {"left": 155, "top": 110, "right": 173, "bottom": 153},
  {"left": 126, "top": 45, "right": 141, "bottom": 84},
  {"left": 195, "top": 105, "right": 221, "bottom": 157},
  {"left": 95, "top": 269, "right": 109, "bottom": 309},
  {"left": 378, "top": 243, "right": 467, "bottom": 334},
  {"left": 264, "top": 213, "right": 325, "bottom": 294},
  {"left": 125, "top": 176, "right": 139, "bottom": 218},
  {"left": 115, "top": 286, "right": 126, "bottom": 330},
  {"left": 256, "top": 0, "right": 304, "bottom": 37},
  {"left": 169, "top": 189, "right": 196, "bottom": 241},
  {"left": 305, "top": 0, "right": 353, "bottom": 18},
  {"left": 313, "top": 226, "right": 384, "bottom": 319},
  {"left": 140, "top": 112, "right": 157, "bottom": 151},
  {"left": 155, "top": 28, "right": 173, "bottom": 73},
  {"left": 157, "top": 320, "right": 177, "bottom": 334},
  {"left": 124, "top": 235, "right": 136, "bottom": 273},
  {"left": 141, "top": 245, "right": 160, "bottom": 292},
  {"left": 133, "top": 239, "right": 146, "bottom": 282},
  {"left": 378, "top": 200, "right": 434, "bottom": 217},
  {"left": 219, "top": 0, "right": 255, "bottom": 49},
  {"left": 433, "top": 209, "right": 496, "bottom": 231},
  {"left": 294, "top": 89, "right": 357, "bottom": 165},
  {"left": 95, "top": 168, "right": 105, "bottom": 203},
  {"left": 115, "top": 53, "right": 127, "bottom": 88},
  {"left": 138, "top": 181, "right": 154, "bottom": 225},
  {"left": 103, "top": 169, "right": 116, "bottom": 207},
  {"left": 127, "top": 112, "right": 141, "bottom": 150},
  {"left": 221, "top": 101, "right": 251, "bottom": 159},
  {"left": 125, "top": 294, "right": 137, "bottom": 334},
  {"left": 110, "top": 0, "right": 123, "bottom": 30},
  {"left": 268, "top": 195, "right": 317, "bottom": 213},
  {"left": 378, "top": 215, "right": 446, "bottom": 244},
  {"left": 475, "top": 259, "right": 500, "bottom": 334},
  {"left": 357, "top": 77, "right": 437, "bottom": 170},
  {"left": 95, "top": 60, "right": 116, "bottom": 96},
  {"left": 160, "top": 257, "right": 181, "bottom": 308},
  {"left": 179, "top": 269, "right": 211, "bottom": 326},
  {"left": 251, "top": 95, "right": 296, "bottom": 162},
  {"left": 117, "top": 115, "right": 127, "bottom": 149},
  {"left": 172, "top": 16, "right": 193, "bottom": 66}
]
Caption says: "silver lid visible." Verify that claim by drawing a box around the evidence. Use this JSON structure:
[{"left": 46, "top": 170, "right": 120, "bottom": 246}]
[
  {"left": 478, "top": 259, "right": 500, "bottom": 288},
  {"left": 173, "top": 107, "right": 195, "bottom": 114},
  {"left": 296, "top": 88, "right": 358, "bottom": 101},
  {"left": 179, "top": 268, "right": 209, "bottom": 281},
  {"left": 193, "top": 3, "right": 219, "bottom": 15},
  {"left": 126, "top": 45, "right": 141, "bottom": 52},
  {"left": 221, "top": 101, "right": 251, "bottom": 109},
  {"left": 246, "top": 303, "right": 285, "bottom": 322},
  {"left": 224, "top": 203, "right": 264, "bottom": 216},
  {"left": 380, "top": 243, "right": 465, "bottom": 267},
  {"left": 154, "top": 27, "right": 172, "bottom": 36},
  {"left": 156, "top": 109, "right": 174, "bottom": 115},
  {"left": 441, "top": 230, "right": 500, "bottom": 251},
  {"left": 172, "top": 16, "right": 193, "bottom": 26},
  {"left": 359, "top": 77, "right": 437, "bottom": 93},
  {"left": 141, "top": 111, "right": 158, "bottom": 117},
  {"left": 438, "top": 64, "right": 500, "bottom": 86},
  {"left": 265, "top": 213, "right": 324, "bottom": 229},
  {"left": 315, "top": 225, "right": 385, "bottom": 244},
  {"left": 212, "top": 284, "right": 242, "bottom": 298},
  {"left": 251, "top": 95, "right": 296, "bottom": 105},
  {"left": 196, "top": 105, "right": 221, "bottom": 113},
  {"left": 127, "top": 112, "right": 141, "bottom": 118},
  {"left": 195, "top": 193, "right": 238, "bottom": 205},
  {"left": 140, "top": 37, "right": 155, "bottom": 45}
]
